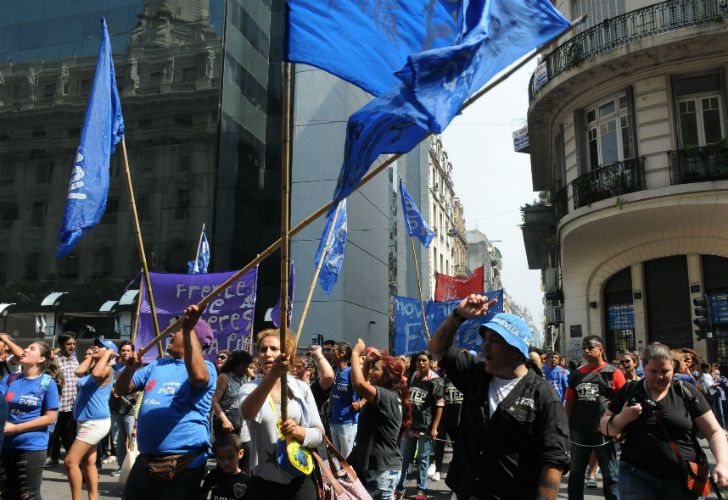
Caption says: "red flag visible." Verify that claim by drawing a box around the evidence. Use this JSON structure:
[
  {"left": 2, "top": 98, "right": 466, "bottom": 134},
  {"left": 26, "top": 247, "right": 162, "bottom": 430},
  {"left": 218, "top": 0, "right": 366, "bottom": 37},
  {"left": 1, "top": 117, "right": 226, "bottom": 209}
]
[{"left": 434, "top": 266, "right": 484, "bottom": 301}]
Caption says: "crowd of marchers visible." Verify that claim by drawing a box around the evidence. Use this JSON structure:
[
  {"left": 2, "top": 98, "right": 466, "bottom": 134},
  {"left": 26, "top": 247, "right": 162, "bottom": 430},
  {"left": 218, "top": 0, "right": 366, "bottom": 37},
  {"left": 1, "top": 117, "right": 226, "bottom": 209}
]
[{"left": 1, "top": 295, "right": 728, "bottom": 500}]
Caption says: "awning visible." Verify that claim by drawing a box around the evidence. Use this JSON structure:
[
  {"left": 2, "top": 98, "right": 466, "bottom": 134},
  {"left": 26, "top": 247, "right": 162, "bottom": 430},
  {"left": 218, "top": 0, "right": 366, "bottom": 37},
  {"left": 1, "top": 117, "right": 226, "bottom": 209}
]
[
  {"left": 118, "top": 289, "right": 139, "bottom": 307},
  {"left": 0, "top": 303, "right": 15, "bottom": 317},
  {"left": 41, "top": 292, "right": 68, "bottom": 308},
  {"left": 99, "top": 300, "right": 119, "bottom": 313}
]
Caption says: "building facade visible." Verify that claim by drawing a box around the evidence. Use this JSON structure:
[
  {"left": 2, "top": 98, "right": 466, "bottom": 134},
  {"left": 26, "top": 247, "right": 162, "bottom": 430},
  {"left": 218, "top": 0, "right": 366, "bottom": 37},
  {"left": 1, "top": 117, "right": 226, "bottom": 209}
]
[
  {"left": 429, "top": 136, "right": 468, "bottom": 294},
  {"left": 523, "top": 0, "right": 728, "bottom": 362},
  {"left": 0, "top": 0, "right": 285, "bottom": 338},
  {"left": 466, "top": 229, "right": 503, "bottom": 293}
]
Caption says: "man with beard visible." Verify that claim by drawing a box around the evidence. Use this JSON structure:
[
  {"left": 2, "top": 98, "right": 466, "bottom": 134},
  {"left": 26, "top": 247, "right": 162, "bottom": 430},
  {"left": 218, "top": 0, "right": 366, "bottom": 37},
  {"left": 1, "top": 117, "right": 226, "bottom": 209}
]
[{"left": 428, "top": 294, "right": 569, "bottom": 499}]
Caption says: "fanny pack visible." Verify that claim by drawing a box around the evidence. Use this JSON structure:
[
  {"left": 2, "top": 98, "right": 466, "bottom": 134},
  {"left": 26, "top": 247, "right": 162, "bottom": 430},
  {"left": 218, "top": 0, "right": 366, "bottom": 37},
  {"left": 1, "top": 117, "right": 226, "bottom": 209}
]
[
  {"left": 140, "top": 447, "right": 206, "bottom": 482},
  {"left": 267, "top": 395, "right": 314, "bottom": 476}
]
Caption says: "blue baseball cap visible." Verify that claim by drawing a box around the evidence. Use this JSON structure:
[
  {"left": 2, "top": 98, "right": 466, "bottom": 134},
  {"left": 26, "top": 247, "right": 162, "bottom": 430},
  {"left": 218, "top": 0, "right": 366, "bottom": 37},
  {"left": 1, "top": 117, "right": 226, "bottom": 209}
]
[
  {"left": 478, "top": 313, "right": 532, "bottom": 359},
  {"left": 93, "top": 337, "right": 118, "bottom": 354}
]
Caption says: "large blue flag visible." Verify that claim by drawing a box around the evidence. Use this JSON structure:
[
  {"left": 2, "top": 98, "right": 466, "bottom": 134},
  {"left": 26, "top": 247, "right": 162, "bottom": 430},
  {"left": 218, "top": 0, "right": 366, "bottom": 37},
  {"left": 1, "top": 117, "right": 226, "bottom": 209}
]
[
  {"left": 188, "top": 229, "right": 211, "bottom": 274},
  {"left": 315, "top": 200, "right": 347, "bottom": 295},
  {"left": 399, "top": 179, "right": 435, "bottom": 247},
  {"left": 332, "top": 0, "right": 569, "bottom": 206},
  {"left": 287, "top": 0, "right": 463, "bottom": 97},
  {"left": 57, "top": 18, "right": 124, "bottom": 258},
  {"left": 272, "top": 261, "right": 295, "bottom": 328}
]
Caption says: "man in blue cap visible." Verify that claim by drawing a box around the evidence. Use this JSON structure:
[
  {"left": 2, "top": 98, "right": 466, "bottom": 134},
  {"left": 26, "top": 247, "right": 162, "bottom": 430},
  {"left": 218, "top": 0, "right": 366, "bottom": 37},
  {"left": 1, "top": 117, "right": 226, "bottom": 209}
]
[{"left": 429, "top": 293, "right": 570, "bottom": 500}]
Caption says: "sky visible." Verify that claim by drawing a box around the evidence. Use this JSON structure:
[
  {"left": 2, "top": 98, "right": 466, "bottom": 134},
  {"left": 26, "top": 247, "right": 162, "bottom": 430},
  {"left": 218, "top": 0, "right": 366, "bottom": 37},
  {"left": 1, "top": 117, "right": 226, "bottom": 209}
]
[{"left": 441, "top": 60, "right": 546, "bottom": 334}]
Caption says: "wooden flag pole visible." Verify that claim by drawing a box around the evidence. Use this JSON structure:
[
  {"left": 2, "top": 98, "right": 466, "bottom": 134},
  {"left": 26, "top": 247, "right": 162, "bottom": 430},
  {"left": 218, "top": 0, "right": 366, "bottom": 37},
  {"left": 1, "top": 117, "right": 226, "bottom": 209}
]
[
  {"left": 409, "top": 237, "right": 432, "bottom": 342},
  {"left": 120, "top": 140, "right": 164, "bottom": 358},
  {"left": 130, "top": 271, "right": 143, "bottom": 345},
  {"left": 279, "top": 61, "right": 293, "bottom": 421},
  {"left": 138, "top": 17, "right": 585, "bottom": 357},
  {"left": 193, "top": 223, "right": 206, "bottom": 270},
  {"left": 293, "top": 202, "right": 342, "bottom": 350}
]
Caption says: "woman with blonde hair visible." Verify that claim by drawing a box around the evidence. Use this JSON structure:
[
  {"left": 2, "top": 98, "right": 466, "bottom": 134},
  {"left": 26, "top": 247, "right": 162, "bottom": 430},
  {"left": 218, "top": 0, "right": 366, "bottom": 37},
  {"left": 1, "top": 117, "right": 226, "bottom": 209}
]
[
  {"left": 240, "top": 330, "right": 323, "bottom": 499},
  {"left": 619, "top": 352, "right": 641, "bottom": 382}
]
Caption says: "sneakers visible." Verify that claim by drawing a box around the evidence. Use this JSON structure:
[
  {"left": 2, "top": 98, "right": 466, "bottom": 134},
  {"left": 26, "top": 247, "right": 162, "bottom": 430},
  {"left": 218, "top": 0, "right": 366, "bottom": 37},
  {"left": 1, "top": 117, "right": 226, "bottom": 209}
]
[
  {"left": 394, "top": 491, "right": 406, "bottom": 500},
  {"left": 427, "top": 463, "right": 436, "bottom": 478},
  {"left": 43, "top": 458, "right": 59, "bottom": 468},
  {"left": 102, "top": 456, "right": 117, "bottom": 464},
  {"left": 431, "top": 471, "right": 441, "bottom": 482},
  {"left": 586, "top": 479, "right": 598, "bottom": 488},
  {"left": 110, "top": 468, "right": 122, "bottom": 477},
  {"left": 415, "top": 491, "right": 427, "bottom": 500}
]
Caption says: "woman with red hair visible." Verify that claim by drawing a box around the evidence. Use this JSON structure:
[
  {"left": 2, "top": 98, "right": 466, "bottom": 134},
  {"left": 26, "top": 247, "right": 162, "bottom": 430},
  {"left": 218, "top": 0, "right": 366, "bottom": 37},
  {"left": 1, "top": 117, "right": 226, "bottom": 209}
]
[{"left": 349, "top": 339, "right": 412, "bottom": 500}]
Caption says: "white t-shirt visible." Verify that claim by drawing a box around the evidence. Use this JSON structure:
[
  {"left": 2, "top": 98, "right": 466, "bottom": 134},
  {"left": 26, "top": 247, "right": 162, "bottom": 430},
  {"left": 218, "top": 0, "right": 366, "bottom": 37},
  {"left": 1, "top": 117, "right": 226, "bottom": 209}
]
[{"left": 487, "top": 375, "right": 524, "bottom": 417}]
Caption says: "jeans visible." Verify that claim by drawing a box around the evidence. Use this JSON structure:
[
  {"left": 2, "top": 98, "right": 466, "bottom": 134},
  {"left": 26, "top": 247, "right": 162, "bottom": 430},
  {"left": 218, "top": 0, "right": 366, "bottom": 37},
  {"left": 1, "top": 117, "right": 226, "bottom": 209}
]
[
  {"left": 567, "top": 428, "right": 619, "bottom": 500},
  {"left": 111, "top": 412, "right": 135, "bottom": 468},
  {"left": 711, "top": 393, "right": 725, "bottom": 428},
  {"left": 122, "top": 457, "right": 206, "bottom": 500},
  {"left": 330, "top": 422, "right": 357, "bottom": 460},
  {"left": 618, "top": 462, "right": 700, "bottom": 500},
  {"left": 363, "top": 469, "right": 400, "bottom": 500},
  {"left": 0, "top": 449, "right": 46, "bottom": 500},
  {"left": 48, "top": 410, "right": 76, "bottom": 460},
  {"left": 396, "top": 433, "right": 432, "bottom": 493}
]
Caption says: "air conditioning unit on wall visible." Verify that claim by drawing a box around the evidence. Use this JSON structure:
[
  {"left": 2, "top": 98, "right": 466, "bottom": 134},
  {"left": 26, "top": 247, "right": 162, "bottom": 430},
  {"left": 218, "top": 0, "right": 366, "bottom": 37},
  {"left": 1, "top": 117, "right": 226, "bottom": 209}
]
[{"left": 546, "top": 305, "right": 563, "bottom": 324}]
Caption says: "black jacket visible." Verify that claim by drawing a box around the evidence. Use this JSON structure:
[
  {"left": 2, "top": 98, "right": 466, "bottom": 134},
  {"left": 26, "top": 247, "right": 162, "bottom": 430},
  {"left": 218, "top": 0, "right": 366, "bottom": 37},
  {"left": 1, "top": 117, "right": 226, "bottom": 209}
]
[{"left": 441, "top": 347, "right": 570, "bottom": 500}]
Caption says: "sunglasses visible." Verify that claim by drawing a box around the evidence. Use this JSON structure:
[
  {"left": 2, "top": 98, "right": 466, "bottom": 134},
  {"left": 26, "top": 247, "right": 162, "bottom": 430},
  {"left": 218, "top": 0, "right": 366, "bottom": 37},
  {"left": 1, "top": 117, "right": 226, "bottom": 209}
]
[
  {"left": 217, "top": 355, "right": 228, "bottom": 360},
  {"left": 621, "top": 360, "right": 632, "bottom": 365}
]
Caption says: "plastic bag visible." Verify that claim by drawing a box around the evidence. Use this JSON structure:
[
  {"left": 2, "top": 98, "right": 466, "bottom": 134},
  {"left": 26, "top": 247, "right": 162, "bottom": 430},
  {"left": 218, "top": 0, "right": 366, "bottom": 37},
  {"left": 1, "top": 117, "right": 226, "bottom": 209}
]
[{"left": 118, "top": 438, "right": 140, "bottom": 484}]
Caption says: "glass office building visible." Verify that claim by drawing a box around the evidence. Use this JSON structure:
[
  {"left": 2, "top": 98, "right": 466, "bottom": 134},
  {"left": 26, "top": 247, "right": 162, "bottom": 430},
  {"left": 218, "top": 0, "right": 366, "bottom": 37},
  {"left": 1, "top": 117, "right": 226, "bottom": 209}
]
[{"left": 0, "top": 0, "right": 284, "bottom": 336}]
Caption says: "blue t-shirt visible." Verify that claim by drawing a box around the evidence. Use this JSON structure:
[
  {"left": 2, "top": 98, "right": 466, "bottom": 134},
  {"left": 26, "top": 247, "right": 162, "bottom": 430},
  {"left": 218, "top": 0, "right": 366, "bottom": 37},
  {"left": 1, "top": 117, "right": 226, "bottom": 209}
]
[
  {"left": 0, "top": 373, "right": 59, "bottom": 451},
  {"left": 74, "top": 371, "right": 113, "bottom": 421},
  {"left": 132, "top": 357, "right": 216, "bottom": 467},
  {"left": 542, "top": 365, "right": 569, "bottom": 401},
  {"left": 329, "top": 367, "right": 360, "bottom": 425}
]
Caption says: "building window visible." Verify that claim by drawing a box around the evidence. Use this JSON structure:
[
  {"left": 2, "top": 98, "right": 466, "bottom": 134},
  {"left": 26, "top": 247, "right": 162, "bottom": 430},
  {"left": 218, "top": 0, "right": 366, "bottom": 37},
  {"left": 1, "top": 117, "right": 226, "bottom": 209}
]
[
  {"left": 137, "top": 194, "right": 151, "bottom": 222},
  {"left": 0, "top": 165, "right": 14, "bottom": 185},
  {"left": 585, "top": 94, "right": 632, "bottom": 169},
  {"left": 101, "top": 197, "right": 118, "bottom": 225},
  {"left": 674, "top": 73, "right": 726, "bottom": 147},
  {"left": 93, "top": 247, "right": 113, "bottom": 277},
  {"left": 80, "top": 78, "right": 92, "bottom": 95},
  {"left": 182, "top": 67, "right": 196, "bottom": 82},
  {"left": 30, "top": 201, "right": 46, "bottom": 227},
  {"left": 25, "top": 252, "right": 40, "bottom": 280},
  {"left": 175, "top": 189, "right": 191, "bottom": 220},
  {"left": 43, "top": 82, "right": 56, "bottom": 97},
  {"left": 36, "top": 161, "right": 53, "bottom": 184},
  {"left": 0, "top": 253, "right": 6, "bottom": 281}
]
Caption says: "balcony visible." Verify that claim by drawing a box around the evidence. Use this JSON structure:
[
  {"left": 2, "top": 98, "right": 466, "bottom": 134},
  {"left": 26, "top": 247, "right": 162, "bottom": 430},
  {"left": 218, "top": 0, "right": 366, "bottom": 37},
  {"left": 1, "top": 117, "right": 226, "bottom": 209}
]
[
  {"left": 572, "top": 158, "right": 646, "bottom": 209},
  {"left": 530, "top": 0, "right": 728, "bottom": 101},
  {"left": 669, "top": 144, "right": 728, "bottom": 185},
  {"left": 521, "top": 204, "right": 556, "bottom": 269}
]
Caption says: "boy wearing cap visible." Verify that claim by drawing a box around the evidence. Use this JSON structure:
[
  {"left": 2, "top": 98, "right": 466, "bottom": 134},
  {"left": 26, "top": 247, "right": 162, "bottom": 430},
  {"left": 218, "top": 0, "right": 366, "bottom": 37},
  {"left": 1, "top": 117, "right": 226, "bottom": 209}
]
[
  {"left": 428, "top": 294, "right": 570, "bottom": 500},
  {"left": 564, "top": 335, "right": 625, "bottom": 500},
  {"left": 115, "top": 305, "right": 217, "bottom": 500}
]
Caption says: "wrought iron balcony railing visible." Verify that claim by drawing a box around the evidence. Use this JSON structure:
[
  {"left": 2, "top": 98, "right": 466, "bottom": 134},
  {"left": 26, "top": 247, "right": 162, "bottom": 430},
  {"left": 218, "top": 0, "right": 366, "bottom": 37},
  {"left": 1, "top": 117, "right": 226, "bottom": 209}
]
[
  {"left": 572, "top": 158, "right": 646, "bottom": 209},
  {"left": 669, "top": 144, "right": 728, "bottom": 185},
  {"left": 530, "top": 0, "right": 728, "bottom": 101}
]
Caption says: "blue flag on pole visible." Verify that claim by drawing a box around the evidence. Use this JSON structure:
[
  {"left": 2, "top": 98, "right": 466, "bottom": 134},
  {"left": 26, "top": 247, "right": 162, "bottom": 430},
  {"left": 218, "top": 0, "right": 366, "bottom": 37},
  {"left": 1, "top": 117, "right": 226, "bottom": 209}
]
[
  {"left": 272, "top": 261, "right": 295, "bottom": 328},
  {"left": 57, "top": 18, "right": 124, "bottom": 258},
  {"left": 331, "top": 0, "right": 569, "bottom": 206},
  {"left": 187, "top": 229, "right": 211, "bottom": 274},
  {"left": 315, "top": 200, "right": 347, "bottom": 295},
  {"left": 399, "top": 179, "right": 435, "bottom": 248},
  {"left": 287, "top": 0, "right": 463, "bottom": 97}
]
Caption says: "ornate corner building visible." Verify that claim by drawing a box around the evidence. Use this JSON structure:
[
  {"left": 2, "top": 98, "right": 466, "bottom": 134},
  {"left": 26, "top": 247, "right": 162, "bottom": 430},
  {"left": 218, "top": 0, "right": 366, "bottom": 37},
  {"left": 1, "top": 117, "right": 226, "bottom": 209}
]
[{"left": 523, "top": 0, "right": 728, "bottom": 362}]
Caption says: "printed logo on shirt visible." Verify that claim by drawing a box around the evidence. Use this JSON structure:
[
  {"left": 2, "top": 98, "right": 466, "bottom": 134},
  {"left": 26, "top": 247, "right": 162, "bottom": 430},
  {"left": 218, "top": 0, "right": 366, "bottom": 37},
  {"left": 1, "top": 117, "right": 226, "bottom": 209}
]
[
  {"left": 158, "top": 382, "right": 181, "bottom": 396},
  {"left": 18, "top": 394, "right": 41, "bottom": 407},
  {"left": 514, "top": 397, "right": 535, "bottom": 410},
  {"left": 445, "top": 386, "right": 463, "bottom": 404},
  {"left": 575, "top": 382, "right": 600, "bottom": 402},
  {"left": 410, "top": 386, "right": 428, "bottom": 409},
  {"left": 145, "top": 380, "right": 157, "bottom": 392},
  {"left": 4, "top": 391, "right": 14, "bottom": 402}
]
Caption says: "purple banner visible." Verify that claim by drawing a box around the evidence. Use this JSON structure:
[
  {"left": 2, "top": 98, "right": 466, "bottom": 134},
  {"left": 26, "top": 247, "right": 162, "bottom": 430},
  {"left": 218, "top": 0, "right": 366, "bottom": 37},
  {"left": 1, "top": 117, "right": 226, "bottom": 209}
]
[{"left": 136, "top": 270, "right": 258, "bottom": 363}]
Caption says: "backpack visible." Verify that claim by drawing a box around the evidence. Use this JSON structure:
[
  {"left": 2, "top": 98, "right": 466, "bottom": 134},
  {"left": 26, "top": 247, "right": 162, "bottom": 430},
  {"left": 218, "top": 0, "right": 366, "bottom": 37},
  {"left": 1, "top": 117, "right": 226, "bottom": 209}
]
[{"left": 6, "top": 373, "right": 58, "bottom": 433}]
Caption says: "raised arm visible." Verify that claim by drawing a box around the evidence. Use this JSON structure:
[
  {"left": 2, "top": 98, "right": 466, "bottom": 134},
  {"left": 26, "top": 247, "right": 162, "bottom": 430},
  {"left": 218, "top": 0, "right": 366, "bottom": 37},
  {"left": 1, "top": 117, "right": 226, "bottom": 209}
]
[
  {"left": 91, "top": 349, "right": 115, "bottom": 385},
  {"left": 75, "top": 353, "right": 94, "bottom": 378},
  {"left": 310, "top": 345, "right": 334, "bottom": 391},
  {"left": 350, "top": 339, "right": 377, "bottom": 403},
  {"left": 114, "top": 352, "right": 143, "bottom": 397},
  {"left": 241, "top": 354, "right": 287, "bottom": 420},
  {"left": 428, "top": 294, "right": 498, "bottom": 359},
  {"left": 0, "top": 334, "right": 23, "bottom": 363},
  {"left": 181, "top": 305, "right": 210, "bottom": 387}
]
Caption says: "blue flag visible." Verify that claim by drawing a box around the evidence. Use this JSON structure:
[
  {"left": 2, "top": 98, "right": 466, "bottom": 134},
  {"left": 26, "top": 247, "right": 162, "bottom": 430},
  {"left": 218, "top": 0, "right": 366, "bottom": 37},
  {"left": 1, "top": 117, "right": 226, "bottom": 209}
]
[
  {"left": 187, "top": 229, "right": 211, "bottom": 274},
  {"left": 315, "top": 200, "right": 347, "bottom": 295},
  {"left": 272, "top": 261, "right": 296, "bottom": 328},
  {"left": 57, "top": 18, "right": 124, "bottom": 258},
  {"left": 332, "top": 0, "right": 569, "bottom": 206},
  {"left": 287, "top": 0, "right": 463, "bottom": 97},
  {"left": 399, "top": 179, "right": 435, "bottom": 247}
]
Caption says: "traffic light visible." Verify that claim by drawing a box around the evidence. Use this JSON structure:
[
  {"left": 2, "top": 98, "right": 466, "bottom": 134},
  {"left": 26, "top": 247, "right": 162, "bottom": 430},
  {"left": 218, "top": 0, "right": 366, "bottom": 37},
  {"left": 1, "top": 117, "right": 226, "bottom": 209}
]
[{"left": 693, "top": 295, "right": 713, "bottom": 339}]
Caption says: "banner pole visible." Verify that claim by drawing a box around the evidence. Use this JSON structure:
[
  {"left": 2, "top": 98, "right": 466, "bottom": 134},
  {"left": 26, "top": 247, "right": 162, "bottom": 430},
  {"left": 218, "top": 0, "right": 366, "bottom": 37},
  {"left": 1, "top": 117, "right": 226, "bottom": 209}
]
[
  {"left": 120, "top": 139, "right": 164, "bottom": 358},
  {"left": 409, "top": 237, "right": 432, "bottom": 342},
  {"left": 293, "top": 203, "right": 342, "bottom": 350},
  {"left": 130, "top": 270, "right": 143, "bottom": 345},
  {"left": 193, "top": 223, "right": 206, "bottom": 271},
  {"left": 138, "top": 18, "right": 585, "bottom": 357},
  {"left": 279, "top": 61, "right": 293, "bottom": 421}
]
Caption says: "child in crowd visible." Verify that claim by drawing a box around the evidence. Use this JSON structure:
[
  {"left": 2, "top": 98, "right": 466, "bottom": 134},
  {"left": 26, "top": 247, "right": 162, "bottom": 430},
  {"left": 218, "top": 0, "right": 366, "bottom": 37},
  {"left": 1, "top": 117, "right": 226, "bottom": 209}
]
[{"left": 200, "top": 433, "right": 250, "bottom": 500}]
